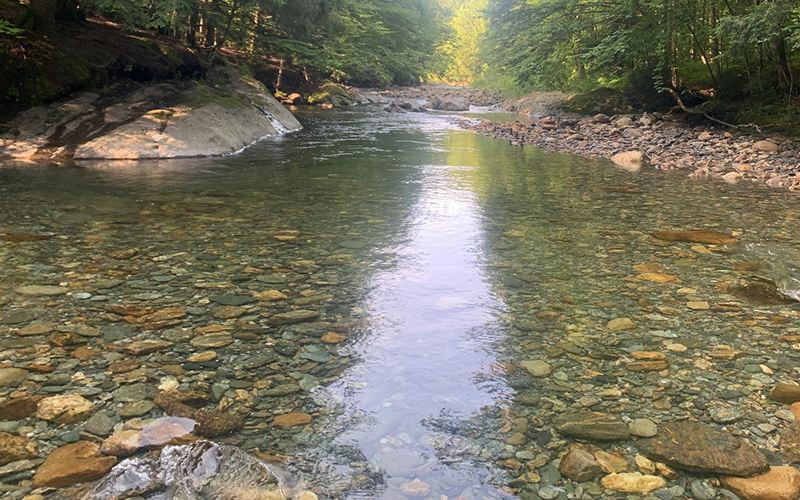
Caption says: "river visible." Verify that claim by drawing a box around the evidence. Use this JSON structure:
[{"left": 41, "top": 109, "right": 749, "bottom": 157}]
[{"left": 0, "top": 105, "right": 799, "bottom": 500}]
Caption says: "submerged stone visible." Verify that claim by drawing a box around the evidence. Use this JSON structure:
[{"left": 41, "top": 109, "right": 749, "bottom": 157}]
[
  {"left": 553, "top": 412, "right": 630, "bottom": 441},
  {"left": 82, "top": 441, "right": 287, "bottom": 500},
  {"left": 638, "top": 421, "right": 769, "bottom": 477}
]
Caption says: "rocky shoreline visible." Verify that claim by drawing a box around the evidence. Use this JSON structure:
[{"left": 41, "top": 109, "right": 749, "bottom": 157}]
[
  {"left": 384, "top": 86, "right": 800, "bottom": 193},
  {"left": 464, "top": 113, "right": 800, "bottom": 192}
]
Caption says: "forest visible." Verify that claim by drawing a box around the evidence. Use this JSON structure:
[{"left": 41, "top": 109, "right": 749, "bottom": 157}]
[{"left": 2, "top": 0, "right": 800, "bottom": 125}]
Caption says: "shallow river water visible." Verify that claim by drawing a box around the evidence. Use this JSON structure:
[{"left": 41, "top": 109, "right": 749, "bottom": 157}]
[{"left": 1, "top": 106, "right": 800, "bottom": 500}]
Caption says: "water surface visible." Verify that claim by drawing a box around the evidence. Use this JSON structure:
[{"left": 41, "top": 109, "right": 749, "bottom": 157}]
[{"left": 1, "top": 105, "right": 799, "bottom": 499}]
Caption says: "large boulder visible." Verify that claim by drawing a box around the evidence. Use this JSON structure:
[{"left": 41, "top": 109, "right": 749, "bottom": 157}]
[{"left": 0, "top": 67, "right": 301, "bottom": 161}]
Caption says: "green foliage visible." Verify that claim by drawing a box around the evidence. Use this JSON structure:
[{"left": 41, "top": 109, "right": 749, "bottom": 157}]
[
  {"left": 0, "top": 19, "right": 24, "bottom": 37},
  {"left": 480, "top": 0, "right": 800, "bottom": 112}
]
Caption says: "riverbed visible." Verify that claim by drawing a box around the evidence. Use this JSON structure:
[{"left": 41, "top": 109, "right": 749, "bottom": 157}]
[{"left": 1, "top": 105, "right": 799, "bottom": 500}]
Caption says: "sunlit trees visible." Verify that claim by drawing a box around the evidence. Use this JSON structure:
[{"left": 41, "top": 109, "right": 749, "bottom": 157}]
[{"left": 482, "top": 0, "right": 800, "bottom": 99}]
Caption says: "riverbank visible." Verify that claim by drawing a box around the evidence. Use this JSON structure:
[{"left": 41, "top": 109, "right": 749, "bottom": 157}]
[
  {"left": 383, "top": 86, "right": 800, "bottom": 193},
  {"left": 0, "top": 66, "right": 301, "bottom": 161}
]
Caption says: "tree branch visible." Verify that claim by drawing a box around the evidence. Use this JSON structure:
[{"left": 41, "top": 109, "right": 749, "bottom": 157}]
[{"left": 664, "top": 88, "right": 762, "bottom": 132}]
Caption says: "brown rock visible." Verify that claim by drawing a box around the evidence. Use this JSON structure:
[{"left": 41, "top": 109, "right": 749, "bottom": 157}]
[
  {"left": 108, "top": 358, "right": 140, "bottom": 374},
  {"left": 164, "top": 402, "right": 242, "bottom": 437},
  {"left": 254, "top": 290, "right": 288, "bottom": 301},
  {"left": 752, "top": 140, "right": 779, "bottom": 152},
  {"left": 558, "top": 448, "right": 602, "bottom": 482},
  {"left": 123, "top": 339, "right": 173, "bottom": 355},
  {"left": 610, "top": 151, "right": 644, "bottom": 171},
  {"left": 273, "top": 413, "right": 312, "bottom": 428},
  {"left": 730, "top": 282, "right": 796, "bottom": 306},
  {"left": 652, "top": 230, "right": 737, "bottom": 245},
  {"left": 0, "top": 367, "right": 29, "bottom": 387},
  {"left": 267, "top": 310, "right": 321, "bottom": 325},
  {"left": 631, "top": 351, "right": 666, "bottom": 361},
  {"left": 321, "top": 332, "right": 347, "bottom": 344},
  {"left": 154, "top": 390, "right": 210, "bottom": 409},
  {"left": 780, "top": 421, "right": 800, "bottom": 463},
  {"left": 0, "top": 432, "right": 39, "bottom": 466},
  {"left": 790, "top": 402, "right": 800, "bottom": 420},
  {"left": 720, "top": 466, "right": 800, "bottom": 500},
  {"left": 100, "top": 430, "right": 142, "bottom": 457},
  {"left": 607, "top": 317, "right": 636, "bottom": 331},
  {"left": 140, "top": 416, "right": 195, "bottom": 446},
  {"left": 626, "top": 361, "right": 669, "bottom": 372},
  {"left": 32, "top": 441, "right": 117, "bottom": 488},
  {"left": 638, "top": 421, "right": 769, "bottom": 477},
  {"left": 190, "top": 332, "right": 233, "bottom": 348},
  {"left": 595, "top": 451, "right": 629, "bottom": 473},
  {"left": 106, "top": 304, "right": 152, "bottom": 316},
  {"left": 399, "top": 479, "right": 431, "bottom": 497},
  {"left": 771, "top": 383, "right": 800, "bottom": 404},
  {"left": 36, "top": 394, "right": 94, "bottom": 425},
  {"left": 553, "top": 412, "right": 630, "bottom": 441},
  {"left": 0, "top": 395, "right": 46, "bottom": 421},
  {"left": 600, "top": 473, "right": 666, "bottom": 493}
]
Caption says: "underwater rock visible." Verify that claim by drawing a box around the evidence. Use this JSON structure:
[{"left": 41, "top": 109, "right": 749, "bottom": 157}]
[{"left": 82, "top": 441, "right": 288, "bottom": 500}]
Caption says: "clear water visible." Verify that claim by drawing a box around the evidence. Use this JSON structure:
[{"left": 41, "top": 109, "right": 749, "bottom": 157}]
[{"left": 1, "top": 105, "right": 799, "bottom": 499}]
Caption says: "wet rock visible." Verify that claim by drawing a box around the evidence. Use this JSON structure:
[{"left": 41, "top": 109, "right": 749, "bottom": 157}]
[
  {"left": 399, "top": 478, "right": 432, "bottom": 497},
  {"left": 0, "top": 367, "right": 29, "bottom": 387},
  {"left": 0, "top": 432, "right": 39, "bottom": 466},
  {"left": 521, "top": 360, "right": 552, "bottom": 377},
  {"left": 254, "top": 290, "right": 288, "bottom": 301},
  {"left": 753, "top": 140, "right": 779, "bottom": 152},
  {"left": 720, "top": 466, "right": 800, "bottom": 500},
  {"left": 637, "top": 421, "right": 770, "bottom": 476},
  {"left": 119, "top": 401, "right": 155, "bottom": 418},
  {"left": 191, "top": 332, "right": 234, "bottom": 348},
  {"left": 83, "top": 441, "right": 286, "bottom": 500},
  {"left": 607, "top": 317, "right": 635, "bottom": 331},
  {"left": 687, "top": 480, "right": 716, "bottom": 500},
  {"left": 629, "top": 418, "right": 658, "bottom": 437},
  {"left": 100, "top": 430, "right": 143, "bottom": 457},
  {"left": 610, "top": 151, "right": 644, "bottom": 170},
  {"left": 595, "top": 451, "right": 629, "bottom": 473},
  {"left": 711, "top": 407, "right": 743, "bottom": 424},
  {"left": 558, "top": 448, "right": 602, "bottom": 482},
  {"left": 428, "top": 96, "right": 469, "bottom": 112},
  {"left": 123, "top": 339, "right": 173, "bottom": 355},
  {"left": 771, "top": 383, "right": 800, "bottom": 404},
  {"left": 15, "top": 285, "right": 68, "bottom": 296},
  {"left": 780, "top": 421, "right": 800, "bottom": 463},
  {"left": 83, "top": 412, "right": 118, "bottom": 437},
  {"left": 0, "top": 395, "right": 46, "bottom": 421},
  {"left": 154, "top": 390, "right": 210, "bottom": 409},
  {"left": 113, "top": 383, "right": 156, "bottom": 403},
  {"left": 730, "top": 282, "right": 797, "bottom": 306},
  {"left": 626, "top": 361, "right": 669, "bottom": 372},
  {"left": 267, "top": 310, "right": 321, "bottom": 325},
  {"left": 600, "top": 472, "right": 666, "bottom": 493},
  {"left": 37, "top": 394, "right": 94, "bottom": 425},
  {"left": 553, "top": 412, "right": 630, "bottom": 441},
  {"left": 651, "top": 230, "right": 738, "bottom": 245},
  {"left": 272, "top": 413, "right": 312, "bottom": 428},
  {"left": 163, "top": 402, "right": 242, "bottom": 437},
  {"left": 32, "top": 441, "right": 117, "bottom": 488},
  {"left": 209, "top": 294, "right": 253, "bottom": 306},
  {"left": 211, "top": 306, "right": 247, "bottom": 319}
]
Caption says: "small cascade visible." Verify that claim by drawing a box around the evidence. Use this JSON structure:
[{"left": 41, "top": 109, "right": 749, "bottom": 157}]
[
  {"left": 250, "top": 99, "right": 292, "bottom": 135},
  {"left": 734, "top": 242, "right": 800, "bottom": 301}
]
